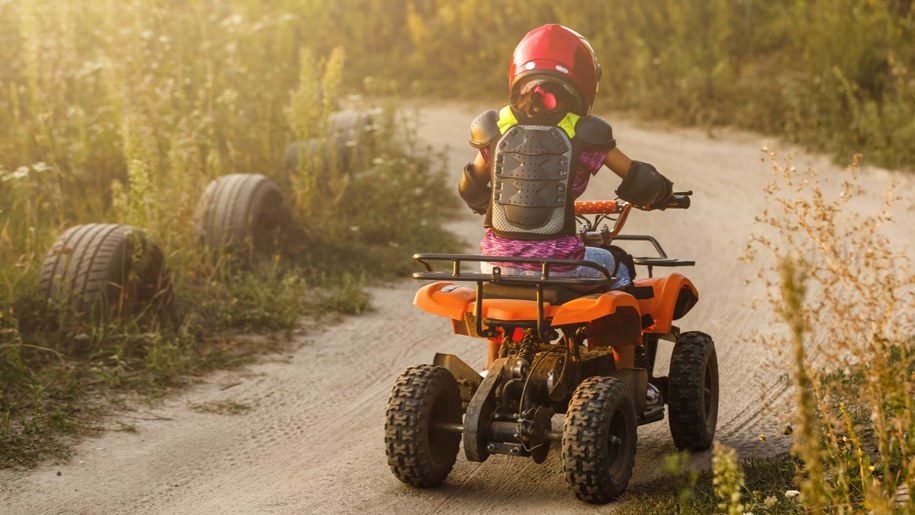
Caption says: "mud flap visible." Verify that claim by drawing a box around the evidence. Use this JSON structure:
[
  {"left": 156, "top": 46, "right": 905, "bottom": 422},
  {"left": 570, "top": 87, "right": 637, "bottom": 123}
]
[
  {"left": 463, "top": 358, "right": 507, "bottom": 462},
  {"left": 433, "top": 353, "right": 483, "bottom": 408}
]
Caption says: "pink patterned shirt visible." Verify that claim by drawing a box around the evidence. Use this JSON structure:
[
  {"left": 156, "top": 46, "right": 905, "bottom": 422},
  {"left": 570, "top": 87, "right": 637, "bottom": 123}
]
[{"left": 479, "top": 147, "right": 611, "bottom": 270}]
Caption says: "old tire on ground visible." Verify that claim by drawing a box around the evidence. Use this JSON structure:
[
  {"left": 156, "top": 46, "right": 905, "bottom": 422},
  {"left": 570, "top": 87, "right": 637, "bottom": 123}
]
[
  {"left": 282, "top": 110, "right": 375, "bottom": 175},
  {"left": 192, "top": 173, "right": 288, "bottom": 256},
  {"left": 667, "top": 331, "right": 719, "bottom": 451},
  {"left": 39, "top": 223, "right": 171, "bottom": 319},
  {"left": 384, "top": 364, "right": 462, "bottom": 488},
  {"left": 562, "top": 376, "right": 638, "bottom": 504}
]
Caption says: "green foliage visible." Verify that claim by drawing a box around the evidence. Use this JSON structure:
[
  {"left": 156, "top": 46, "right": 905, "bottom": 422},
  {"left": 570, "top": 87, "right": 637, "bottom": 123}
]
[
  {"left": 186, "top": 261, "right": 311, "bottom": 333},
  {"left": 616, "top": 452, "right": 803, "bottom": 515},
  {"left": 391, "top": 0, "right": 915, "bottom": 171},
  {"left": 97, "top": 0, "right": 910, "bottom": 172},
  {"left": 189, "top": 400, "right": 250, "bottom": 415},
  {"left": 0, "top": 0, "right": 459, "bottom": 468},
  {"left": 713, "top": 442, "right": 748, "bottom": 514}
]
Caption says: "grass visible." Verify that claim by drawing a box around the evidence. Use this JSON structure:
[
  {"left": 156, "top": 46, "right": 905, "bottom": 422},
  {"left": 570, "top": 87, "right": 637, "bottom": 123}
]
[
  {"left": 0, "top": 126, "right": 460, "bottom": 468},
  {"left": 742, "top": 152, "right": 914, "bottom": 513},
  {"left": 0, "top": 0, "right": 461, "bottom": 468},
  {"left": 617, "top": 451, "right": 803, "bottom": 514},
  {"left": 189, "top": 400, "right": 251, "bottom": 415},
  {"left": 249, "top": 0, "right": 915, "bottom": 172},
  {"left": 624, "top": 151, "right": 912, "bottom": 512},
  {"left": 2, "top": 3, "right": 913, "bottom": 508}
]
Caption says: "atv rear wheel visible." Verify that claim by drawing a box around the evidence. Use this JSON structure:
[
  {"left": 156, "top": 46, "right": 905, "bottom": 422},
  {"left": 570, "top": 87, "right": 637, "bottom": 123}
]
[
  {"left": 384, "top": 365, "right": 462, "bottom": 488},
  {"left": 562, "top": 376, "right": 637, "bottom": 504},
  {"left": 667, "top": 331, "right": 719, "bottom": 451}
]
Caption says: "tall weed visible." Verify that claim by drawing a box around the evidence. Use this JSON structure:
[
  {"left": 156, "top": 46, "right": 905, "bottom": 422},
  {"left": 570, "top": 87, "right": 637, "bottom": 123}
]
[{"left": 748, "top": 152, "right": 915, "bottom": 512}]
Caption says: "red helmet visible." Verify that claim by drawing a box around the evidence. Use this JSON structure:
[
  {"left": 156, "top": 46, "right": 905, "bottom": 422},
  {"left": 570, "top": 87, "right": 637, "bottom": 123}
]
[{"left": 509, "top": 24, "right": 602, "bottom": 115}]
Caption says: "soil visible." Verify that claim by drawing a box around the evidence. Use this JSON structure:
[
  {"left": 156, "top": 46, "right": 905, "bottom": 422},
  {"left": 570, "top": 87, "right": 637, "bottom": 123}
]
[{"left": 1, "top": 102, "right": 912, "bottom": 514}]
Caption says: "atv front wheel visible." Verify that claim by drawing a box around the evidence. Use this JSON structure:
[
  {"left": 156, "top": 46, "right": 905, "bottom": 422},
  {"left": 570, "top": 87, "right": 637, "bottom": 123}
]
[
  {"left": 668, "top": 331, "right": 719, "bottom": 451},
  {"left": 384, "top": 365, "right": 462, "bottom": 487},
  {"left": 562, "top": 376, "right": 637, "bottom": 504}
]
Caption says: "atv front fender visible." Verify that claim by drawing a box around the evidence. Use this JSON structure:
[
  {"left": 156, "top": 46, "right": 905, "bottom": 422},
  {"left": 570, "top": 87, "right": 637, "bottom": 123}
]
[{"left": 634, "top": 273, "right": 699, "bottom": 333}]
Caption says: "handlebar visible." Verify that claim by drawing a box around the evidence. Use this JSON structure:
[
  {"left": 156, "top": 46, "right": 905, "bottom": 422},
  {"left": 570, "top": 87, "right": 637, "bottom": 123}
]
[
  {"left": 573, "top": 191, "right": 693, "bottom": 239},
  {"left": 661, "top": 191, "right": 692, "bottom": 210},
  {"left": 574, "top": 200, "right": 621, "bottom": 215},
  {"left": 573, "top": 191, "right": 692, "bottom": 215}
]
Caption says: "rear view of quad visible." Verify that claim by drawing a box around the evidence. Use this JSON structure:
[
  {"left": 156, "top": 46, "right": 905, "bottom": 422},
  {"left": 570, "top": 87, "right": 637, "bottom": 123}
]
[{"left": 385, "top": 194, "right": 718, "bottom": 503}]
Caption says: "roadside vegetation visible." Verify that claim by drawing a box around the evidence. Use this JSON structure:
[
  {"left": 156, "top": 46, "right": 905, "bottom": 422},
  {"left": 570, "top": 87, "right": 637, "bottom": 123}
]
[
  {"left": 279, "top": 0, "right": 915, "bottom": 172},
  {"left": 2, "top": 2, "right": 913, "bottom": 513},
  {"left": 621, "top": 153, "right": 913, "bottom": 513},
  {"left": 741, "top": 154, "right": 914, "bottom": 513},
  {"left": 0, "top": 1, "right": 458, "bottom": 468}
]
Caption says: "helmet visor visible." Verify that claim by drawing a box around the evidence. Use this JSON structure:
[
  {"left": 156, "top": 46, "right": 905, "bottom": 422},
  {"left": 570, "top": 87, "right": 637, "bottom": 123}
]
[{"left": 513, "top": 77, "right": 582, "bottom": 114}]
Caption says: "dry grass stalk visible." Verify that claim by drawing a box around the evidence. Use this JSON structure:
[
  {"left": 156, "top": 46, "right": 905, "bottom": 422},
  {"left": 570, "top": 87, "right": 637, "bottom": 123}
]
[{"left": 749, "top": 150, "right": 915, "bottom": 513}]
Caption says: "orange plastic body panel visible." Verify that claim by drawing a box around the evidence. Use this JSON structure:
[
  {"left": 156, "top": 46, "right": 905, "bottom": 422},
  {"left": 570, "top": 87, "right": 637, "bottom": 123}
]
[
  {"left": 634, "top": 273, "right": 698, "bottom": 333},
  {"left": 472, "top": 299, "right": 557, "bottom": 321},
  {"left": 414, "top": 281, "right": 642, "bottom": 331},
  {"left": 414, "top": 282, "right": 559, "bottom": 322},
  {"left": 551, "top": 290, "right": 640, "bottom": 326},
  {"left": 413, "top": 282, "right": 475, "bottom": 320}
]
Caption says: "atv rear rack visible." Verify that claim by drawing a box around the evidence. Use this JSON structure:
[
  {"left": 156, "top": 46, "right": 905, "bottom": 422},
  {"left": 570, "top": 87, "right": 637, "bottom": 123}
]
[{"left": 413, "top": 253, "right": 617, "bottom": 340}]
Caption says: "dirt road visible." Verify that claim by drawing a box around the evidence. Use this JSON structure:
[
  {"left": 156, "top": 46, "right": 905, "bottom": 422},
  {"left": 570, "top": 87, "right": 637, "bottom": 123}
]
[{"left": 2, "top": 103, "right": 912, "bottom": 514}]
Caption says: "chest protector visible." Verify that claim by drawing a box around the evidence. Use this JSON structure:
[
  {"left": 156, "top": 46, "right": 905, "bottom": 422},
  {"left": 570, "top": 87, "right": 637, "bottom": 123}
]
[{"left": 484, "top": 107, "right": 579, "bottom": 240}]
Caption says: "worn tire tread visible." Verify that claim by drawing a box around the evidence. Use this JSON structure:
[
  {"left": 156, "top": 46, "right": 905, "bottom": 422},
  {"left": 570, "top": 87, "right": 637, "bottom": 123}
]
[
  {"left": 668, "top": 331, "right": 718, "bottom": 451},
  {"left": 192, "top": 173, "right": 286, "bottom": 252},
  {"left": 38, "top": 224, "right": 169, "bottom": 317},
  {"left": 562, "top": 376, "right": 637, "bottom": 503},
  {"left": 384, "top": 365, "right": 461, "bottom": 488}
]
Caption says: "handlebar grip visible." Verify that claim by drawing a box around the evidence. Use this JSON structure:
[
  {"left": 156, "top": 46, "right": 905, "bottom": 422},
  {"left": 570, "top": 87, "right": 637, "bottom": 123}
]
[
  {"left": 574, "top": 199, "right": 621, "bottom": 215},
  {"left": 664, "top": 195, "right": 691, "bottom": 209}
]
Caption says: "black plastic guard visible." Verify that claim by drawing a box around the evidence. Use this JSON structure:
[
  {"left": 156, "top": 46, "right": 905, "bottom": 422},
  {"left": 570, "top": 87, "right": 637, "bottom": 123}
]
[
  {"left": 463, "top": 358, "right": 507, "bottom": 462},
  {"left": 433, "top": 353, "right": 483, "bottom": 408}
]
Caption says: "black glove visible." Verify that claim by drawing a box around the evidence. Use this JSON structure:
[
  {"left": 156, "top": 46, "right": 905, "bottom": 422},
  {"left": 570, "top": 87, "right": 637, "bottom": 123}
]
[
  {"left": 458, "top": 163, "right": 490, "bottom": 215},
  {"left": 615, "top": 161, "right": 673, "bottom": 209}
]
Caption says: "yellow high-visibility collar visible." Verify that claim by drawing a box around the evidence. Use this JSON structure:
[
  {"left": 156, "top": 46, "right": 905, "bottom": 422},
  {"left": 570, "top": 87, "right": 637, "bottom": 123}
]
[{"left": 497, "top": 105, "right": 579, "bottom": 139}]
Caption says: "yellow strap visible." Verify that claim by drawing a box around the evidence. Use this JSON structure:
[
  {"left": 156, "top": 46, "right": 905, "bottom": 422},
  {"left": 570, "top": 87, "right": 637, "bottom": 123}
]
[
  {"left": 557, "top": 112, "right": 579, "bottom": 139},
  {"left": 496, "top": 105, "right": 578, "bottom": 139},
  {"left": 497, "top": 106, "right": 518, "bottom": 134}
]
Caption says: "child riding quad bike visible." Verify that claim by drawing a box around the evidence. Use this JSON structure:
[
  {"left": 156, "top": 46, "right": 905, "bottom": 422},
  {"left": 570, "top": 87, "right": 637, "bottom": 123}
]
[{"left": 384, "top": 192, "right": 719, "bottom": 504}]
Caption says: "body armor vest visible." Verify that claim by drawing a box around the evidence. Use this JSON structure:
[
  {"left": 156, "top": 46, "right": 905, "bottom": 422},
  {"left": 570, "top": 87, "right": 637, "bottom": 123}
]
[{"left": 486, "top": 107, "right": 579, "bottom": 240}]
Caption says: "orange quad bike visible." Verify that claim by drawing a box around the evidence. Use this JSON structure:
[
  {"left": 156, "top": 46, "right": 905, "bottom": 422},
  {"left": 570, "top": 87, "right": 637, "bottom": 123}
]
[{"left": 384, "top": 192, "right": 718, "bottom": 504}]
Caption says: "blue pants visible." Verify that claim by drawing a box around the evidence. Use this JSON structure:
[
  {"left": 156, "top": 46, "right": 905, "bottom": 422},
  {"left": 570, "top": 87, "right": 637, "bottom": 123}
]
[{"left": 480, "top": 247, "right": 631, "bottom": 290}]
